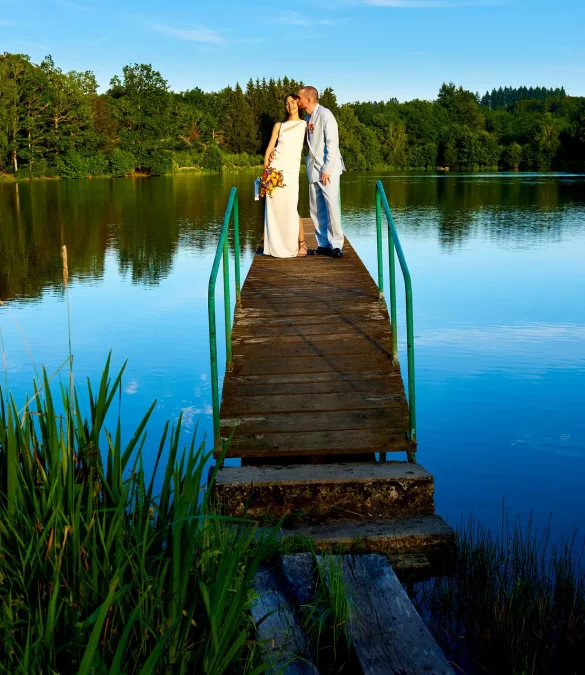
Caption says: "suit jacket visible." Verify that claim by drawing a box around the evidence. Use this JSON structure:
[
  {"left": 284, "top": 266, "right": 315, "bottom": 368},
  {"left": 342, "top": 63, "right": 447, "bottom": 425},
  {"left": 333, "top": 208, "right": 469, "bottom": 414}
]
[{"left": 305, "top": 104, "right": 346, "bottom": 183}]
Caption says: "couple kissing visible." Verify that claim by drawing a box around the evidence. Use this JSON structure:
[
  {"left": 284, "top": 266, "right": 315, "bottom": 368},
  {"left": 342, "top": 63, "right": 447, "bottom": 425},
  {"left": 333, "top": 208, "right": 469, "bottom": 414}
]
[{"left": 261, "top": 86, "right": 346, "bottom": 259}]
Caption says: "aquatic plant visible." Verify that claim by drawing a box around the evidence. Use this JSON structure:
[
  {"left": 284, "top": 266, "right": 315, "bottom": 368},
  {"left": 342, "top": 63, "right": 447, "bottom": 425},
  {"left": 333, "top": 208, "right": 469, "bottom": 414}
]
[
  {"left": 0, "top": 358, "right": 275, "bottom": 673},
  {"left": 410, "top": 513, "right": 585, "bottom": 675}
]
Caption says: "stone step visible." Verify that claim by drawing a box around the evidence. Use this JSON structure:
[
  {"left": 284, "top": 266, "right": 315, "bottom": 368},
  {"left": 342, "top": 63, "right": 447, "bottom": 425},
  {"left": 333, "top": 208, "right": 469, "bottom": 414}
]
[
  {"left": 213, "top": 461, "right": 435, "bottom": 521},
  {"left": 277, "top": 515, "right": 457, "bottom": 577}
]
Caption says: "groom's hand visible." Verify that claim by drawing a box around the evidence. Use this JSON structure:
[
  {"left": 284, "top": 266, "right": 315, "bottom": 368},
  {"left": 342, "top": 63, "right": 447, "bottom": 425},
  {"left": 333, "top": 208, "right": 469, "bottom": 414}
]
[{"left": 320, "top": 172, "right": 331, "bottom": 186}]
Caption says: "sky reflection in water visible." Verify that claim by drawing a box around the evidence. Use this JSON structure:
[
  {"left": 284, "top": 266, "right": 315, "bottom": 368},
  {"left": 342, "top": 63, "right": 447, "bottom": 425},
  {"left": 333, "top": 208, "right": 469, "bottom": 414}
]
[{"left": 1, "top": 172, "right": 584, "bottom": 540}]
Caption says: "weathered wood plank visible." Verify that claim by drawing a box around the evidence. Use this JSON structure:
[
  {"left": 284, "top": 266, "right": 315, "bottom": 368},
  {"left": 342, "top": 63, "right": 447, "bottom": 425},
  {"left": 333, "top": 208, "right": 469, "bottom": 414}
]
[
  {"left": 220, "top": 408, "right": 408, "bottom": 434},
  {"left": 226, "top": 371, "right": 397, "bottom": 386},
  {"left": 218, "top": 428, "right": 409, "bottom": 458},
  {"left": 340, "top": 554, "right": 453, "bottom": 674},
  {"left": 241, "top": 298, "right": 378, "bottom": 313},
  {"left": 232, "top": 339, "right": 393, "bottom": 360},
  {"left": 234, "top": 312, "right": 388, "bottom": 329},
  {"left": 221, "top": 375, "right": 400, "bottom": 397},
  {"left": 251, "top": 566, "right": 319, "bottom": 674},
  {"left": 232, "top": 324, "right": 388, "bottom": 340},
  {"left": 231, "top": 352, "right": 395, "bottom": 376},
  {"left": 221, "top": 391, "right": 405, "bottom": 416},
  {"left": 280, "top": 553, "right": 316, "bottom": 606}
]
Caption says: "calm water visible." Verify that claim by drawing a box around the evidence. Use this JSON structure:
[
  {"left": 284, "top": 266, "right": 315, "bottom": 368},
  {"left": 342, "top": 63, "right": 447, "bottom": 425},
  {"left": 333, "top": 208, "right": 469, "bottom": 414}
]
[{"left": 1, "top": 172, "right": 584, "bottom": 539}]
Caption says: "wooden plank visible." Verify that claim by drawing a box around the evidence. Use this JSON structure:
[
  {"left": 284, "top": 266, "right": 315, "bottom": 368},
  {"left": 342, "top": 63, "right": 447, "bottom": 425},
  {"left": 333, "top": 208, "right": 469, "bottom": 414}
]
[
  {"left": 231, "top": 353, "right": 395, "bottom": 376},
  {"left": 232, "top": 329, "right": 390, "bottom": 344},
  {"left": 234, "top": 312, "right": 388, "bottom": 329},
  {"left": 232, "top": 339, "right": 393, "bottom": 360},
  {"left": 250, "top": 566, "right": 319, "bottom": 674},
  {"left": 226, "top": 371, "right": 397, "bottom": 385},
  {"left": 221, "top": 391, "right": 405, "bottom": 416},
  {"left": 280, "top": 553, "right": 316, "bottom": 606},
  {"left": 220, "top": 408, "right": 408, "bottom": 434},
  {"left": 339, "top": 554, "right": 453, "bottom": 674},
  {"left": 241, "top": 299, "right": 378, "bottom": 313},
  {"left": 219, "top": 428, "right": 409, "bottom": 458},
  {"left": 221, "top": 375, "right": 400, "bottom": 397}
]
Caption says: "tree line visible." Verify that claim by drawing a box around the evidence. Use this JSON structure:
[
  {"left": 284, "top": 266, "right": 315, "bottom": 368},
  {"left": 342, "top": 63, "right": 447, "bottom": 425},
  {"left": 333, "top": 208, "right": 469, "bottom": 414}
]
[{"left": 1, "top": 52, "right": 584, "bottom": 179}]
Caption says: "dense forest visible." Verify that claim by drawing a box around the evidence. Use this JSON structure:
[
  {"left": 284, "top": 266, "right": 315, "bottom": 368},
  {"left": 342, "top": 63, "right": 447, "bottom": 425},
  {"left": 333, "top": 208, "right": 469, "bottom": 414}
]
[{"left": 1, "top": 52, "right": 584, "bottom": 179}]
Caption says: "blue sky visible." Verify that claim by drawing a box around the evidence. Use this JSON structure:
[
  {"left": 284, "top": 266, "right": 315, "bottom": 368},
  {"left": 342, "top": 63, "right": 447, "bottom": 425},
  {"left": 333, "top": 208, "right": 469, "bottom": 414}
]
[{"left": 1, "top": 0, "right": 584, "bottom": 102}]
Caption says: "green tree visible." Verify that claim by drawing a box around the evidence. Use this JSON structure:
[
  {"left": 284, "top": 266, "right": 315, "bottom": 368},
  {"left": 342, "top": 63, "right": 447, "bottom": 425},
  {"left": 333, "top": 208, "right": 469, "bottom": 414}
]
[
  {"left": 438, "top": 82, "right": 484, "bottom": 131},
  {"left": 40, "top": 56, "right": 97, "bottom": 159},
  {"left": 221, "top": 84, "right": 258, "bottom": 154},
  {"left": 107, "top": 63, "right": 174, "bottom": 166},
  {"left": 526, "top": 114, "right": 560, "bottom": 169},
  {"left": 502, "top": 142, "right": 523, "bottom": 170}
]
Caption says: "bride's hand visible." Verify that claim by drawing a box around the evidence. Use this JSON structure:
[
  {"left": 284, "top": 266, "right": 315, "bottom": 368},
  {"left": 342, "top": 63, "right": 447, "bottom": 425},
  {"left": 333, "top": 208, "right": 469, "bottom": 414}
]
[{"left": 270, "top": 150, "right": 277, "bottom": 162}]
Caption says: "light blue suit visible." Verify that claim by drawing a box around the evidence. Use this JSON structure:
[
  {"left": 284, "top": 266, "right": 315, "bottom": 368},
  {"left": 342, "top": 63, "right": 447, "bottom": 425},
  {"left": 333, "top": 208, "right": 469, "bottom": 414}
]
[{"left": 305, "top": 104, "right": 346, "bottom": 250}]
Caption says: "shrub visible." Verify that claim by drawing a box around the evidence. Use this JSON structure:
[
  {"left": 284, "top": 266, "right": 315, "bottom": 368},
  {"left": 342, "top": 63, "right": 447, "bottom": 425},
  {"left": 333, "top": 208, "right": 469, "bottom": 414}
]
[
  {"left": 202, "top": 144, "right": 224, "bottom": 172},
  {"left": 144, "top": 149, "right": 175, "bottom": 176},
  {"left": 55, "top": 151, "right": 109, "bottom": 178},
  {"left": 109, "top": 149, "right": 136, "bottom": 177},
  {"left": 173, "top": 149, "right": 204, "bottom": 168}
]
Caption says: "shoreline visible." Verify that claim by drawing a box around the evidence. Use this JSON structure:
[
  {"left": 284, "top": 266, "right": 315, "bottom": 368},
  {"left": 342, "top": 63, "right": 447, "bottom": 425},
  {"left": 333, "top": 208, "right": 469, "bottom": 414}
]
[{"left": 2, "top": 165, "right": 584, "bottom": 184}]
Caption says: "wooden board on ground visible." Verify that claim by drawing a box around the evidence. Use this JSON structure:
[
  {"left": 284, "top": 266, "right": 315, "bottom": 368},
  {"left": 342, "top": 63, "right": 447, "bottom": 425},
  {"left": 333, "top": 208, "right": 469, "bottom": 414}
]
[
  {"left": 218, "top": 219, "right": 414, "bottom": 460},
  {"left": 279, "top": 553, "right": 453, "bottom": 675},
  {"left": 251, "top": 566, "right": 318, "bottom": 674},
  {"left": 340, "top": 554, "right": 453, "bottom": 674}
]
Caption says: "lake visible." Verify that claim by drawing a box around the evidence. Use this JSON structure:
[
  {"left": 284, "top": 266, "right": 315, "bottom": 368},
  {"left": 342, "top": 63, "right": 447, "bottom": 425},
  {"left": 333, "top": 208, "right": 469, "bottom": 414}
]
[{"left": 1, "top": 172, "right": 584, "bottom": 540}]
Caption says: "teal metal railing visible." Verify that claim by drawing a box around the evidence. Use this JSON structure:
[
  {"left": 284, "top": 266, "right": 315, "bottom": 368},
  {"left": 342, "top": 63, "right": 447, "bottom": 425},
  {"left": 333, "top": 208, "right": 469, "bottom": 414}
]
[
  {"left": 374, "top": 181, "right": 417, "bottom": 447},
  {"left": 208, "top": 187, "right": 241, "bottom": 450}
]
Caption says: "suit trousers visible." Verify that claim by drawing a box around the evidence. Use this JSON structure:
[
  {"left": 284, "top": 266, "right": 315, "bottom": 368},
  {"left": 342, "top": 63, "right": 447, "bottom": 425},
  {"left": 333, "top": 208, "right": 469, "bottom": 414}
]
[{"left": 309, "top": 176, "right": 344, "bottom": 250}]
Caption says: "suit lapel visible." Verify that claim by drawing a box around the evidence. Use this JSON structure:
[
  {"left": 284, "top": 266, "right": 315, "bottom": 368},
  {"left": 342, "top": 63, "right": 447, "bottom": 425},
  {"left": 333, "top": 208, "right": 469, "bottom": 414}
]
[{"left": 307, "top": 104, "right": 320, "bottom": 150}]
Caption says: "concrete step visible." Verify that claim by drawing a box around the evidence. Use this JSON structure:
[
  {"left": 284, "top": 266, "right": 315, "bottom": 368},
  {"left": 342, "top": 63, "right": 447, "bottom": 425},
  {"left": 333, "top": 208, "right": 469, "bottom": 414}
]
[
  {"left": 213, "top": 461, "right": 435, "bottom": 521},
  {"left": 277, "top": 515, "right": 457, "bottom": 577}
]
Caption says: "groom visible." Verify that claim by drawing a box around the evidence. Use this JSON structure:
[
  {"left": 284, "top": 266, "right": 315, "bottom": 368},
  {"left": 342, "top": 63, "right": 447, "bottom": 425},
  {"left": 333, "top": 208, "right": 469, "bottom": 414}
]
[{"left": 297, "top": 86, "right": 346, "bottom": 258}]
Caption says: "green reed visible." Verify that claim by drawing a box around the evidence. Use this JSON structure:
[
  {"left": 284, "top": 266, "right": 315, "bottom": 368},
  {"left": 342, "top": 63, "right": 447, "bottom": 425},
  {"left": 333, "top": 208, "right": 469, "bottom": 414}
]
[
  {"left": 409, "top": 513, "right": 585, "bottom": 675},
  {"left": 0, "top": 356, "right": 275, "bottom": 674}
]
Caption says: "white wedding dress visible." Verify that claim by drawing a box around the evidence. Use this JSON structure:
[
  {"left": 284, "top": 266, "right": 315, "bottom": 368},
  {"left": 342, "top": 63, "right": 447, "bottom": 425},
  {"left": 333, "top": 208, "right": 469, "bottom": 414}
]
[{"left": 263, "top": 120, "right": 307, "bottom": 258}]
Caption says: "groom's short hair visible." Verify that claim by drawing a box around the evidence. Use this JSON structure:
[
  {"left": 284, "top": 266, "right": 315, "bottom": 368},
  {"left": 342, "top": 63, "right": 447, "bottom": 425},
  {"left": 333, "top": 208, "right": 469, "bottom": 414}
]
[{"left": 302, "top": 86, "right": 319, "bottom": 102}]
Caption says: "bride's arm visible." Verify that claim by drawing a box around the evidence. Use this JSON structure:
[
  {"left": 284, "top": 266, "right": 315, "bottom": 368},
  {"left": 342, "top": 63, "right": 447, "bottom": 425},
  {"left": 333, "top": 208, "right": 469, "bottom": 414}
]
[{"left": 264, "top": 124, "right": 280, "bottom": 168}]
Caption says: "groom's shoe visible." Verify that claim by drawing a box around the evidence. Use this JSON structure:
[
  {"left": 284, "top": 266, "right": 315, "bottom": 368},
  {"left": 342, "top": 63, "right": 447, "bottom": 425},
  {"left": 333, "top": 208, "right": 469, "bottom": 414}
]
[
  {"left": 331, "top": 248, "right": 343, "bottom": 258},
  {"left": 316, "top": 246, "right": 332, "bottom": 256}
]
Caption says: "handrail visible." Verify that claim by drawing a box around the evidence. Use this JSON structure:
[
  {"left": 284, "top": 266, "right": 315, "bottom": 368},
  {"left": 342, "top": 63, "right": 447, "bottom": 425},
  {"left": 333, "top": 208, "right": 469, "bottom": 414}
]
[
  {"left": 208, "top": 187, "right": 241, "bottom": 451},
  {"left": 375, "top": 181, "right": 417, "bottom": 448}
]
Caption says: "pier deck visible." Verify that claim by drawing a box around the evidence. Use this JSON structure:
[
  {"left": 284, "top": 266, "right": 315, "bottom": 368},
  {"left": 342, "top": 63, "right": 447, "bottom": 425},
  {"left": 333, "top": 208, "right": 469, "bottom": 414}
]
[{"left": 218, "top": 219, "right": 414, "bottom": 462}]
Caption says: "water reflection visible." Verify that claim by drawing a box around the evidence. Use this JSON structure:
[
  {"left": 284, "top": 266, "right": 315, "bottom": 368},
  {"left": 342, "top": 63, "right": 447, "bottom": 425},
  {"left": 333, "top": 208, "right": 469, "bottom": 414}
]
[
  {"left": 2, "top": 173, "right": 584, "bottom": 301},
  {"left": 1, "top": 172, "right": 584, "bottom": 539}
]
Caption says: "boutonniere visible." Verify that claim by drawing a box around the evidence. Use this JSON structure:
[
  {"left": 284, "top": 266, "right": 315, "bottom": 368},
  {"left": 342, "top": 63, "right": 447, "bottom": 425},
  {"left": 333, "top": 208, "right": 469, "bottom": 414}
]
[{"left": 309, "top": 123, "right": 314, "bottom": 134}]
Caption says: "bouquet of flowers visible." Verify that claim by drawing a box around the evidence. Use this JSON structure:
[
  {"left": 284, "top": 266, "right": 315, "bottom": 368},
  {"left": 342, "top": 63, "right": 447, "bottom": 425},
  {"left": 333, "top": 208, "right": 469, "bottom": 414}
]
[{"left": 258, "top": 166, "right": 285, "bottom": 198}]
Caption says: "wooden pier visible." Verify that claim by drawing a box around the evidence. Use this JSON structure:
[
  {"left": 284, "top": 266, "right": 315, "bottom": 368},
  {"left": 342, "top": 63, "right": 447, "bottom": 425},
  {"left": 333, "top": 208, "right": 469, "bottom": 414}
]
[
  {"left": 212, "top": 214, "right": 456, "bottom": 674},
  {"left": 219, "top": 219, "right": 414, "bottom": 463}
]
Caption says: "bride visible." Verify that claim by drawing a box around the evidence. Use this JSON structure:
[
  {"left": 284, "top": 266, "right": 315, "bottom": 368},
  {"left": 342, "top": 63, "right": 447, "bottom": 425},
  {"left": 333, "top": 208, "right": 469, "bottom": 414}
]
[{"left": 262, "top": 94, "right": 308, "bottom": 258}]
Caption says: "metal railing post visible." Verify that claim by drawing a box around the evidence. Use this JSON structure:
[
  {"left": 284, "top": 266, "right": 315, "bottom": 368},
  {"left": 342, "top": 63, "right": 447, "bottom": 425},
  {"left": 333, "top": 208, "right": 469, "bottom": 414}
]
[
  {"left": 233, "top": 193, "right": 241, "bottom": 308},
  {"left": 375, "top": 189, "right": 385, "bottom": 304},
  {"left": 223, "top": 235, "right": 233, "bottom": 371},
  {"left": 208, "top": 187, "right": 238, "bottom": 452},
  {"left": 375, "top": 181, "right": 417, "bottom": 455},
  {"left": 208, "top": 266, "right": 221, "bottom": 451},
  {"left": 388, "top": 227, "right": 398, "bottom": 365}
]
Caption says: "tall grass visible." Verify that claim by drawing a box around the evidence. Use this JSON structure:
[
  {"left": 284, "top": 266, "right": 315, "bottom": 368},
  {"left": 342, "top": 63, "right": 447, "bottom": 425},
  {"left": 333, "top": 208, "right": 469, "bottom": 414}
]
[
  {"left": 409, "top": 514, "right": 585, "bottom": 675},
  {"left": 0, "top": 357, "right": 275, "bottom": 673}
]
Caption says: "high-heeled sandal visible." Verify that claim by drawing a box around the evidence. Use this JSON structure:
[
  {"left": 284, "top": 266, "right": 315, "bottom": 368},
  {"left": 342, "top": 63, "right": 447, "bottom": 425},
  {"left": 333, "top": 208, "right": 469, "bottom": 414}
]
[{"left": 297, "top": 240, "right": 308, "bottom": 257}]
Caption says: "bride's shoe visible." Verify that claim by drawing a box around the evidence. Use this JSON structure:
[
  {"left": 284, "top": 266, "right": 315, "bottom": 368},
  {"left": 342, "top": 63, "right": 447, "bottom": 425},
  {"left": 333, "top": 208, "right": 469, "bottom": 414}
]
[{"left": 297, "top": 240, "right": 309, "bottom": 257}]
